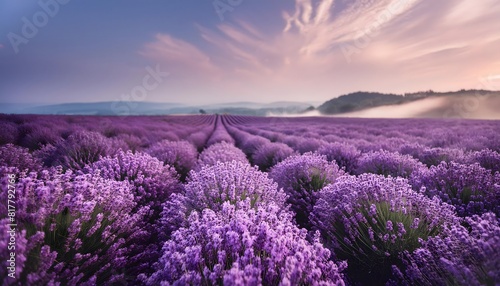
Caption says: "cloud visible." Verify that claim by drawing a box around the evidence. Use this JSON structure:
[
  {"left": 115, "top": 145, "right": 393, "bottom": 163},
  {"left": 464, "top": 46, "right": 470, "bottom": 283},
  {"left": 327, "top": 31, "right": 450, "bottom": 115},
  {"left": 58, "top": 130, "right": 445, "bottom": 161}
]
[
  {"left": 0, "top": 44, "right": 4, "bottom": 49},
  {"left": 140, "top": 0, "right": 500, "bottom": 103}
]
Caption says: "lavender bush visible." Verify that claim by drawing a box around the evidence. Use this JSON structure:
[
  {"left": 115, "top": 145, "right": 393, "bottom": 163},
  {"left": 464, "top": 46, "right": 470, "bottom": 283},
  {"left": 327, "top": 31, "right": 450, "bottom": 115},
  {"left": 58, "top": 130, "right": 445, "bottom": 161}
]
[
  {"left": 252, "top": 142, "right": 295, "bottom": 171},
  {"left": 0, "top": 144, "right": 42, "bottom": 173},
  {"left": 148, "top": 200, "right": 346, "bottom": 285},
  {"left": 45, "top": 131, "right": 115, "bottom": 170},
  {"left": 318, "top": 142, "right": 361, "bottom": 174},
  {"left": 269, "top": 153, "right": 344, "bottom": 228},
  {"left": 146, "top": 140, "right": 198, "bottom": 180},
  {"left": 160, "top": 161, "right": 287, "bottom": 237},
  {"left": 0, "top": 166, "right": 144, "bottom": 285},
  {"left": 356, "top": 150, "right": 426, "bottom": 178},
  {"left": 312, "top": 174, "right": 460, "bottom": 285},
  {"left": 410, "top": 162, "right": 500, "bottom": 217},
  {"left": 195, "top": 142, "right": 248, "bottom": 171},
  {"left": 393, "top": 212, "right": 500, "bottom": 286}
]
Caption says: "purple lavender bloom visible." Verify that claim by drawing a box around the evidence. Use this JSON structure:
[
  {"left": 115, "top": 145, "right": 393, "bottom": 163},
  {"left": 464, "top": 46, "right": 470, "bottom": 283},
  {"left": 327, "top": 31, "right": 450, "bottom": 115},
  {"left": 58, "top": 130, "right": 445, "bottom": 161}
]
[
  {"left": 318, "top": 142, "right": 361, "bottom": 174},
  {"left": 0, "top": 144, "right": 42, "bottom": 173},
  {"left": 90, "top": 150, "right": 182, "bottom": 211},
  {"left": 146, "top": 140, "right": 198, "bottom": 180},
  {"left": 195, "top": 142, "right": 248, "bottom": 171},
  {"left": 312, "top": 173, "right": 459, "bottom": 285},
  {"left": 410, "top": 161, "right": 499, "bottom": 217},
  {"left": 48, "top": 130, "right": 115, "bottom": 170},
  {"left": 160, "top": 161, "right": 287, "bottom": 236},
  {"left": 251, "top": 142, "right": 296, "bottom": 171},
  {"left": 269, "top": 153, "right": 344, "bottom": 229},
  {"left": 0, "top": 166, "right": 143, "bottom": 285},
  {"left": 466, "top": 149, "right": 500, "bottom": 174},
  {"left": 148, "top": 201, "right": 346, "bottom": 285},
  {"left": 356, "top": 150, "right": 426, "bottom": 178},
  {"left": 394, "top": 212, "right": 500, "bottom": 286}
]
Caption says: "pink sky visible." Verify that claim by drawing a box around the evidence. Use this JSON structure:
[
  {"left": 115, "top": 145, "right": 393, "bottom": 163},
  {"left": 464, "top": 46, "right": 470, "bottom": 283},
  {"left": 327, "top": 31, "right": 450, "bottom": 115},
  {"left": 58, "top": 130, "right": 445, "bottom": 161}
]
[{"left": 140, "top": 0, "right": 500, "bottom": 104}]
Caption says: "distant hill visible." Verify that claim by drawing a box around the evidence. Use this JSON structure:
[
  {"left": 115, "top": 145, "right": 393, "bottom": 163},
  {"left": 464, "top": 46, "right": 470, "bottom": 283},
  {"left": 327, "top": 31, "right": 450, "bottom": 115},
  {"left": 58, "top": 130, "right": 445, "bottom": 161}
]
[{"left": 317, "top": 90, "right": 500, "bottom": 115}]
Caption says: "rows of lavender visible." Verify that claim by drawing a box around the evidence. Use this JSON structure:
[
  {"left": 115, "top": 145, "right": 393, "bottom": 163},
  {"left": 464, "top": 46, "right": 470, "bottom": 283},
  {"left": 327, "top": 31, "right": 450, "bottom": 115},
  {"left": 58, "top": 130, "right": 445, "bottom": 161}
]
[{"left": 1, "top": 114, "right": 499, "bottom": 285}]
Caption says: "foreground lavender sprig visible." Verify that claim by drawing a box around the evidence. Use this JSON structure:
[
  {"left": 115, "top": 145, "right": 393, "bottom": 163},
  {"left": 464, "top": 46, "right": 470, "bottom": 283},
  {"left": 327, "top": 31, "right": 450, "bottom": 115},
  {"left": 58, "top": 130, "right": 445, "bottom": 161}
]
[
  {"left": 312, "top": 174, "right": 460, "bottom": 285},
  {"left": 89, "top": 150, "right": 183, "bottom": 280},
  {"left": 160, "top": 161, "right": 287, "bottom": 237},
  {"left": 269, "top": 153, "right": 344, "bottom": 228},
  {"left": 0, "top": 166, "right": 144, "bottom": 285},
  {"left": 147, "top": 201, "right": 346, "bottom": 285},
  {"left": 410, "top": 161, "right": 499, "bottom": 217},
  {"left": 393, "top": 212, "right": 500, "bottom": 286}
]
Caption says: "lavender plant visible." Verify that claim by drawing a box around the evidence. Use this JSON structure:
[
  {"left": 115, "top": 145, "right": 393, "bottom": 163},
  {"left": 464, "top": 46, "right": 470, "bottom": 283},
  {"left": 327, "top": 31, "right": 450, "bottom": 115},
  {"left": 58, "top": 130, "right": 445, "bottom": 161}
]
[
  {"left": 0, "top": 144, "right": 43, "bottom": 173},
  {"left": 393, "top": 212, "right": 500, "bottom": 286},
  {"left": 146, "top": 140, "right": 198, "bottom": 180},
  {"left": 269, "top": 153, "right": 344, "bottom": 228},
  {"left": 356, "top": 150, "right": 426, "bottom": 178},
  {"left": 0, "top": 166, "right": 144, "bottom": 285},
  {"left": 312, "top": 174, "right": 460, "bottom": 285},
  {"left": 251, "top": 142, "right": 295, "bottom": 171},
  {"left": 48, "top": 130, "right": 115, "bottom": 170},
  {"left": 160, "top": 161, "right": 287, "bottom": 236},
  {"left": 318, "top": 142, "right": 361, "bottom": 174},
  {"left": 410, "top": 162, "right": 500, "bottom": 217},
  {"left": 148, "top": 200, "right": 346, "bottom": 285},
  {"left": 195, "top": 142, "right": 248, "bottom": 171}
]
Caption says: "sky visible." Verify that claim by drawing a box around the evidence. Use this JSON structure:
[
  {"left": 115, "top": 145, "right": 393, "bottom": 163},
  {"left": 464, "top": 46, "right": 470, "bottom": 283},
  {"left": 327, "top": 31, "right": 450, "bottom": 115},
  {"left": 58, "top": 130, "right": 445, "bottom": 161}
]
[{"left": 1, "top": 0, "right": 500, "bottom": 105}]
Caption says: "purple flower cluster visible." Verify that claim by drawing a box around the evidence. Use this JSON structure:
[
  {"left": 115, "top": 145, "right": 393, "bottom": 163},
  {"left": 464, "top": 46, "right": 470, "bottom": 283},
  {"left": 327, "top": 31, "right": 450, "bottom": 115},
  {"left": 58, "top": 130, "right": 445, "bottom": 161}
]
[
  {"left": 146, "top": 140, "right": 198, "bottom": 179},
  {"left": 0, "top": 144, "right": 42, "bottom": 173},
  {"left": 0, "top": 166, "right": 143, "bottom": 285},
  {"left": 195, "top": 142, "right": 248, "bottom": 171},
  {"left": 43, "top": 130, "right": 116, "bottom": 170},
  {"left": 318, "top": 142, "right": 361, "bottom": 174},
  {"left": 410, "top": 161, "right": 499, "bottom": 217},
  {"left": 269, "top": 153, "right": 344, "bottom": 228},
  {"left": 467, "top": 148, "right": 500, "bottom": 174},
  {"left": 148, "top": 200, "right": 346, "bottom": 285},
  {"left": 90, "top": 150, "right": 182, "bottom": 211},
  {"left": 356, "top": 150, "right": 426, "bottom": 178},
  {"left": 312, "top": 174, "right": 459, "bottom": 284},
  {"left": 394, "top": 212, "right": 500, "bottom": 285},
  {"left": 252, "top": 142, "right": 296, "bottom": 171},
  {"left": 160, "top": 161, "right": 287, "bottom": 235}
]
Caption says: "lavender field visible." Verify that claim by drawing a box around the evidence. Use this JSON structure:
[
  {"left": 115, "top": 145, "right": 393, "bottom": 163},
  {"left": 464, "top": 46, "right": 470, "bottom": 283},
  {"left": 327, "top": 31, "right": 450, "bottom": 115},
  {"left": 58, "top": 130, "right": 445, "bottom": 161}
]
[{"left": 1, "top": 114, "right": 499, "bottom": 285}]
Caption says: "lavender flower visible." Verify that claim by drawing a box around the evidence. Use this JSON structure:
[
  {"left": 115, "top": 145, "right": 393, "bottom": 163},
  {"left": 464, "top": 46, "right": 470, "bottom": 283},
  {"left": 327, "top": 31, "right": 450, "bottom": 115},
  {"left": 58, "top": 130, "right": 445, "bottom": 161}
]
[
  {"left": 146, "top": 140, "right": 198, "bottom": 180},
  {"left": 318, "top": 142, "right": 361, "bottom": 174},
  {"left": 148, "top": 201, "right": 346, "bottom": 285},
  {"left": 269, "top": 153, "right": 344, "bottom": 228},
  {"left": 394, "top": 212, "right": 500, "bottom": 286},
  {"left": 0, "top": 144, "right": 42, "bottom": 173},
  {"left": 90, "top": 150, "right": 182, "bottom": 212},
  {"left": 0, "top": 166, "right": 143, "bottom": 285},
  {"left": 356, "top": 150, "right": 426, "bottom": 178},
  {"left": 160, "top": 161, "right": 287, "bottom": 236},
  {"left": 312, "top": 173, "right": 459, "bottom": 285},
  {"left": 195, "top": 142, "right": 248, "bottom": 171},
  {"left": 252, "top": 142, "right": 296, "bottom": 171},
  {"left": 49, "top": 130, "right": 115, "bottom": 170},
  {"left": 410, "top": 161, "right": 499, "bottom": 217}
]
